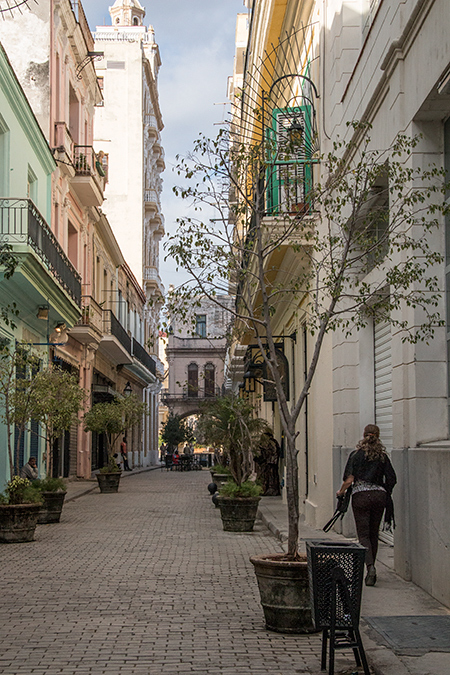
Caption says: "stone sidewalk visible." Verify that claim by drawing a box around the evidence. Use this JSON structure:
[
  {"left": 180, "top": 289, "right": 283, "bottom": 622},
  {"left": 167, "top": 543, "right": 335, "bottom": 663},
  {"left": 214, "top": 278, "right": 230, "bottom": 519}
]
[
  {"left": 257, "top": 496, "right": 450, "bottom": 675},
  {"left": 0, "top": 468, "right": 369, "bottom": 675},
  {"left": 1, "top": 469, "right": 448, "bottom": 675}
]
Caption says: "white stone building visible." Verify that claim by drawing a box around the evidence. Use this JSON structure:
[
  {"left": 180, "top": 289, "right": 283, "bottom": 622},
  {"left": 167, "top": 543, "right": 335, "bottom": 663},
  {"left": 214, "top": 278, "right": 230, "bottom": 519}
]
[{"left": 93, "top": 0, "right": 165, "bottom": 464}]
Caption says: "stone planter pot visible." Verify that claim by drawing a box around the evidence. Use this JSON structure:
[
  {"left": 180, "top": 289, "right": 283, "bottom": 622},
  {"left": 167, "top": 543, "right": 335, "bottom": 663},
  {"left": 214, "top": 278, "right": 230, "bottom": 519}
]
[
  {"left": 212, "top": 472, "right": 230, "bottom": 488},
  {"left": 37, "top": 491, "right": 67, "bottom": 524},
  {"left": 0, "top": 503, "right": 41, "bottom": 543},
  {"left": 96, "top": 472, "right": 122, "bottom": 493},
  {"left": 217, "top": 496, "right": 261, "bottom": 532},
  {"left": 250, "top": 553, "right": 316, "bottom": 634}
]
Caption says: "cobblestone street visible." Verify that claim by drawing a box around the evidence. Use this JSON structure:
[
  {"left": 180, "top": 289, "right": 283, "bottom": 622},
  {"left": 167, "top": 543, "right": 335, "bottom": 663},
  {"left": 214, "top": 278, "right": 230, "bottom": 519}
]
[{"left": 0, "top": 469, "right": 333, "bottom": 675}]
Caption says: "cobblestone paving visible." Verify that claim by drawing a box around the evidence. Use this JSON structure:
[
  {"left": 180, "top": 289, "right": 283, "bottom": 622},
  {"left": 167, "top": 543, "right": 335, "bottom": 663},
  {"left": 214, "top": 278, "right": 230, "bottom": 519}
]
[{"left": 0, "top": 470, "right": 361, "bottom": 675}]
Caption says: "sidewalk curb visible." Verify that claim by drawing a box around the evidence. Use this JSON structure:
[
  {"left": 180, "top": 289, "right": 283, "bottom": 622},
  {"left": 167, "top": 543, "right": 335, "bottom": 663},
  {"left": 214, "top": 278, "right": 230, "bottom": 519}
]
[{"left": 257, "top": 507, "right": 288, "bottom": 544}]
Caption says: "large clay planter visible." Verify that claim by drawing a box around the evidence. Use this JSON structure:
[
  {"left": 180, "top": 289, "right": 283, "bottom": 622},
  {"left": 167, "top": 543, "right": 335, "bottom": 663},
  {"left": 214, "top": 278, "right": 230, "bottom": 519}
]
[
  {"left": 37, "top": 491, "right": 67, "bottom": 524},
  {"left": 96, "top": 472, "right": 121, "bottom": 493},
  {"left": 217, "top": 496, "right": 261, "bottom": 532},
  {"left": 250, "top": 553, "right": 316, "bottom": 634},
  {"left": 0, "top": 503, "right": 40, "bottom": 543}
]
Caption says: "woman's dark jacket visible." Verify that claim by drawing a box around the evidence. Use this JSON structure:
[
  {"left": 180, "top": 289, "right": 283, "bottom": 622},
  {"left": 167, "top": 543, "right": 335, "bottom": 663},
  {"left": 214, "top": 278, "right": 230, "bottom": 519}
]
[{"left": 344, "top": 447, "right": 397, "bottom": 527}]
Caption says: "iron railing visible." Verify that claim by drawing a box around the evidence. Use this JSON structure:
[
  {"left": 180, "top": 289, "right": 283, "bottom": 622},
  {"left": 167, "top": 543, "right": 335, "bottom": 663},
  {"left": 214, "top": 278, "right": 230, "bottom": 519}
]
[
  {"left": 103, "top": 310, "right": 131, "bottom": 354},
  {"left": 160, "top": 387, "right": 221, "bottom": 401},
  {"left": 0, "top": 198, "right": 81, "bottom": 306},
  {"left": 133, "top": 338, "right": 156, "bottom": 375}
]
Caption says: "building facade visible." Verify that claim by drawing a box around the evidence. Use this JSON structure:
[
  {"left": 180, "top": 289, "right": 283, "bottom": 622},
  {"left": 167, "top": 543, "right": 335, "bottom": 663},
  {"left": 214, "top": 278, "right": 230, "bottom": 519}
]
[
  {"left": 228, "top": 0, "right": 450, "bottom": 609},
  {"left": 162, "top": 296, "right": 233, "bottom": 419}
]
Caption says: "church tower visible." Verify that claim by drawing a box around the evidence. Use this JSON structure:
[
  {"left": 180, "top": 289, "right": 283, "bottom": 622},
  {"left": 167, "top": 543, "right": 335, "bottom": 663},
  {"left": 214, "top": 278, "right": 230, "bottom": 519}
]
[{"left": 109, "top": 0, "right": 146, "bottom": 27}]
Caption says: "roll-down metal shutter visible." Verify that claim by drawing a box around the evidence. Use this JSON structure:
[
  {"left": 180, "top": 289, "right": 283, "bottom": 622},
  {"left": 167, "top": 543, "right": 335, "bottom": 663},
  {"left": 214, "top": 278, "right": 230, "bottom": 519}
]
[{"left": 374, "top": 319, "right": 393, "bottom": 545}]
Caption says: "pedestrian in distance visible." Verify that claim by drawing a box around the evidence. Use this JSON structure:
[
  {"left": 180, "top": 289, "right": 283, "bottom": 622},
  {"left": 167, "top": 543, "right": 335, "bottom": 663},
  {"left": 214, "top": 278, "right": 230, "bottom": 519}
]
[
  {"left": 336, "top": 424, "right": 397, "bottom": 587},
  {"left": 120, "top": 437, "right": 131, "bottom": 471},
  {"left": 20, "top": 456, "right": 38, "bottom": 481}
]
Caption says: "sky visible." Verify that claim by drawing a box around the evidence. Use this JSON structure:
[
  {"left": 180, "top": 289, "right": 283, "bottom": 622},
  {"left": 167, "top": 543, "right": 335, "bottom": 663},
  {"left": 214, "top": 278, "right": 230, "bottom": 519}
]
[{"left": 82, "top": 0, "right": 247, "bottom": 291}]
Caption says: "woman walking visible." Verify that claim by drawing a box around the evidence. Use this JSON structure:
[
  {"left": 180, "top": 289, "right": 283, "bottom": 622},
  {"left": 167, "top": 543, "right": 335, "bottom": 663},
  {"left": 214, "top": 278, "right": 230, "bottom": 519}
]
[{"left": 336, "top": 424, "right": 397, "bottom": 586}]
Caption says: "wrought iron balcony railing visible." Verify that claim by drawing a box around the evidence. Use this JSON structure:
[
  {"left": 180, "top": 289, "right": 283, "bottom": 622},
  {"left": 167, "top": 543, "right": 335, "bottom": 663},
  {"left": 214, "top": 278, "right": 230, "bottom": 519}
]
[
  {"left": 0, "top": 198, "right": 81, "bottom": 306},
  {"left": 132, "top": 338, "right": 156, "bottom": 375},
  {"left": 103, "top": 310, "right": 131, "bottom": 354},
  {"left": 160, "top": 386, "right": 221, "bottom": 401},
  {"left": 73, "top": 145, "right": 106, "bottom": 180}
]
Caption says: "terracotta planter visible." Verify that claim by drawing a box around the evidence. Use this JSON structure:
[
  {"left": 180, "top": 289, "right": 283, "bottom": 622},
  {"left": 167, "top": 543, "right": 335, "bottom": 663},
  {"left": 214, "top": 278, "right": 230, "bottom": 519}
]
[
  {"left": 0, "top": 503, "right": 40, "bottom": 543},
  {"left": 96, "top": 472, "right": 121, "bottom": 493},
  {"left": 250, "top": 553, "right": 316, "bottom": 634},
  {"left": 217, "top": 496, "right": 261, "bottom": 532},
  {"left": 37, "top": 491, "right": 67, "bottom": 524}
]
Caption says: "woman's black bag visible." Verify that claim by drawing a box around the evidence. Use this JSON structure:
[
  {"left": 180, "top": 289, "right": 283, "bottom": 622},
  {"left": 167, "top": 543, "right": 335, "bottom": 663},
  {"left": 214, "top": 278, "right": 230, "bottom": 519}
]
[{"left": 323, "top": 487, "right": 352, "bottom": 532}]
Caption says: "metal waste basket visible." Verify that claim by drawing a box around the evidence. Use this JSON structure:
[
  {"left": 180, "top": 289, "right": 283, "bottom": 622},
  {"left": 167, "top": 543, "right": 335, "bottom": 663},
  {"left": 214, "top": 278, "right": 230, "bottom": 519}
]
[{"left": 306, "top": 540, "right": 366, "bottom": 630}]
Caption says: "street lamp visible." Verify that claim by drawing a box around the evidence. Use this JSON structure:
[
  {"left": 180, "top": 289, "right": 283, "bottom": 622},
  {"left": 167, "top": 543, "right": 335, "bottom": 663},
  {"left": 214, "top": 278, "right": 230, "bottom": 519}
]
[{"left": 123, "top": 381, "right": 132, "bottom": 397}]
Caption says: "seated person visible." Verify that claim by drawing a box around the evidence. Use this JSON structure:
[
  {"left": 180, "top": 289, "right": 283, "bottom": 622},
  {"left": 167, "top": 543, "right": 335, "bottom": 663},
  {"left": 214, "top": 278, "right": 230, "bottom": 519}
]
[{"left": 20, "top": 456, "right": 38, "bottom": 481}]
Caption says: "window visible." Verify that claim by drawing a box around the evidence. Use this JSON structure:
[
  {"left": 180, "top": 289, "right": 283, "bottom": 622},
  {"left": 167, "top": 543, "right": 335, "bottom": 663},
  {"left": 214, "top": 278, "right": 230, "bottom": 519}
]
[
  {"left": 187, "top": 363, "right": 199, "bottom": 397},
  {"left": 266, "top": 106, "right": 314, "bottom": 215},
  {"left": 68, "top": 221, "right": 78, "bottom": 268},
  {"left": 133, "top": 17, "right": 139, "bottom": 25},
  {"left": 195, "top": 314, "right": 207, "bottom": 338},
  {"left": 204, "top": 363, "right": 215, "bottom": 397}
]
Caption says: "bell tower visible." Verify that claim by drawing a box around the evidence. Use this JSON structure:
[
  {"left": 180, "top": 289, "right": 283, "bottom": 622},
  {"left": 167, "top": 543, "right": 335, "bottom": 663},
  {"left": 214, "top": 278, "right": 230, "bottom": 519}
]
[{"left": 109, "top": 0, "right": 146, "bottom": 27}]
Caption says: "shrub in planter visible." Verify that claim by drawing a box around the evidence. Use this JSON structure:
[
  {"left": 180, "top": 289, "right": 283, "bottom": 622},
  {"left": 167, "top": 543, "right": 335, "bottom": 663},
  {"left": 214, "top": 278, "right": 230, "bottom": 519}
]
[
  {"left": 0, "top": 477, "right": 42, "bottom": 543},
  {"left": 32, "top": 478, "right": 67, "bottom": 524}
]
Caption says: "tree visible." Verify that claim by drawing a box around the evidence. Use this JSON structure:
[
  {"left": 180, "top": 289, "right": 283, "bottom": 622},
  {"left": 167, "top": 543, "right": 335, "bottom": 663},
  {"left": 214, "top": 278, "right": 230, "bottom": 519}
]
[
  {"left": 0, "top": 343, "right": 41, "bottom": 479},
  {"left": 83, "top": 394, "right": 146, "bottom": 470},
  {"left": 31, "top": 368, "right": 85, "bottom": 477},
  {"left": 160, "top": 413, "right": 192, "bottom": 452},
  {"left": 197, "top": 395, "right": 268, "bottom": 487},
  {"left": 165, "top": 121, "right": 449, "bottom": 558}
]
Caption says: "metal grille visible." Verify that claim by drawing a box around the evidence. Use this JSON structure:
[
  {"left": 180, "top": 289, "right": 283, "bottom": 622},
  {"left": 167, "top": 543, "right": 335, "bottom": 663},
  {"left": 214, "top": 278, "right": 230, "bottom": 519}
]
[{"left": 307, "top": 541, "right": 366, "bottom": 630}]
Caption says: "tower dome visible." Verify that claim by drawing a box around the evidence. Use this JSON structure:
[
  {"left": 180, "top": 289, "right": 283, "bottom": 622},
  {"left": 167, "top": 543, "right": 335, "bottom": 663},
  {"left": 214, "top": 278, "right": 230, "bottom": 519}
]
[{"left": 109, "top": 0, "right": 145, "bottom": 27}]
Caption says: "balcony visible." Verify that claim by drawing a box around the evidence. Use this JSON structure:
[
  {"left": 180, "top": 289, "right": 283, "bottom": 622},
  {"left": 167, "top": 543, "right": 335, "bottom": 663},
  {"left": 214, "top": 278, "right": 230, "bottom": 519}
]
[
  {"left": 160, "top": 386, "right": 221, "bottom": 403},
  {"left": 144, "top": 266, "right": 164, "bottom": 296},
  {"left": 69, "top": 295, "right": 103, "bottom": 345},
  {"left": 0, "top": 198, "right": 81, "bottom": 307},
  {"left": 98, "top": 309, "right": 132, "bottom": 365},
  {"left": 71, "top": 145, "right": 105, "bottom": 207},
  {"left": 132, "top": 338, "right": 156, "bottom": 375},
  {"left": 144, "top": 189, "right": 160, "bottom": 211}
]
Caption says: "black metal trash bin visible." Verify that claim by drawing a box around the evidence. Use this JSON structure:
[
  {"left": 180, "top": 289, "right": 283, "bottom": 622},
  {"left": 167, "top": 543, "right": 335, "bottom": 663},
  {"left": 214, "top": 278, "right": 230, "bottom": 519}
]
[{"left": 306, "top": 540, "right": 366, "bottom": 630}]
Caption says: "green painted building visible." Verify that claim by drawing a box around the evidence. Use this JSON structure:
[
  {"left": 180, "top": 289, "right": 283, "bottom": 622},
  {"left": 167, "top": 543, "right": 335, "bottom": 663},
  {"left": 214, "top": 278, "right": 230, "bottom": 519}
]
[{"left": 0, "top": 42, "right": 81, "bottom": 486}]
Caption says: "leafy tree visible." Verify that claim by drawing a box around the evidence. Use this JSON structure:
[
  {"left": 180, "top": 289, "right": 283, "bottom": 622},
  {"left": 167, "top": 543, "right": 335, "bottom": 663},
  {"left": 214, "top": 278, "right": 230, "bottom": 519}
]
[
  {"left": 160, "top": 413, "right": 192, "bottom": 452},
  {"left": 166, "top": 121, "right": 449, "bottom": 558},
  {"left": 31, "top": 368, "right": 84, "bottom": 477},
  {"left": 197, "top": 395, "right": 268, "bottom": 487},
  {"left": 0, "top": 343, "right": 41, "bottom": 479},
  {"left": 84, "top": 394, "right": 146, "bottom": 470}
]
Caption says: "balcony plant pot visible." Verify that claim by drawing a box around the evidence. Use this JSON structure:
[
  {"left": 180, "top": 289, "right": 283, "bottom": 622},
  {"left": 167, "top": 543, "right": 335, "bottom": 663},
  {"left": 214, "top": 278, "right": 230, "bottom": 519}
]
[
  {"left": 217, "top": 495, "right": 261, "bottom": 532},
  {"left": 0, "top": 503, "right": 41, "bottom": 543},
  {"left": 249, "top": 553, "right": 316, "bottom": 634},
  {"left": 37, "top": 491, "right": 67, "bottom": 524},
  {"left": 96, "top": 472, "right": 122, "bottom": 493}
]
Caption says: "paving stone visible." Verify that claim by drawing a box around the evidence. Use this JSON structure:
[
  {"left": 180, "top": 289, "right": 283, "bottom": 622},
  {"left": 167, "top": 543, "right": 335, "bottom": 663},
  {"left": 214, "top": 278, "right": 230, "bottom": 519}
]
[{"left": 0, "top": 471, "right": 369, "bottom": 674}]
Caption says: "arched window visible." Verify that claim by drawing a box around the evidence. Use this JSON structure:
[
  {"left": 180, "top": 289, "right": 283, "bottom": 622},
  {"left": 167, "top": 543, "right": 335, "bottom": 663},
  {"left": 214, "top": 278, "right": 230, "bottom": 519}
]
[
  {"left": 187, "top": 363, "right": 198, "bottom": 398},
  {"left": 133, "top": 17, "right": 139, "bottom": 25},
  {"left": 116, "top": 18, "right": 120, "bottom": 24},
  {"left": 204, "top": 363, "right": 215, "bottom": 397}
]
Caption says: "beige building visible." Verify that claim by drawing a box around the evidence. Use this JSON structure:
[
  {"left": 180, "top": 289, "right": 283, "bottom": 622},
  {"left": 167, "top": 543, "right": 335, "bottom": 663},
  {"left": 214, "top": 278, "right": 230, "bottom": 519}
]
[
  {"left": 162, "top": 296, "right": 233, "bottom": 419},
  {"left": 228, "top": 0, "right": 450, "bottom": 609}
]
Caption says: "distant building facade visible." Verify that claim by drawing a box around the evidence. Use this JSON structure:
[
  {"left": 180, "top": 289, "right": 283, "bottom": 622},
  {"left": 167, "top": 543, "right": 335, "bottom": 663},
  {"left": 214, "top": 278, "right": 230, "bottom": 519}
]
[{"left": 162, "top": 296, "right": 233, "bottom": 419}]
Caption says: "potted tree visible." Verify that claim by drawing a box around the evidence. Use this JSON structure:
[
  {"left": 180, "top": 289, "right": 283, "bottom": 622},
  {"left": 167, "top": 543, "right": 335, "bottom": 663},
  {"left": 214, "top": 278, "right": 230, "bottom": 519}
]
[
  {"left": 84, "top": 394, "right": 146, "bottom": 493},
  {"left": 30, "top": 367, "right": 84, "bottom": 523},
  {"left": 198, "top": 395, "right": 268, "bottom": 531},
  {"left": 166, "top": 120, "right": 449, "bottom": 631},
  {"left": 0, "top": 344, "right": 43, "bottom": 542}
]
